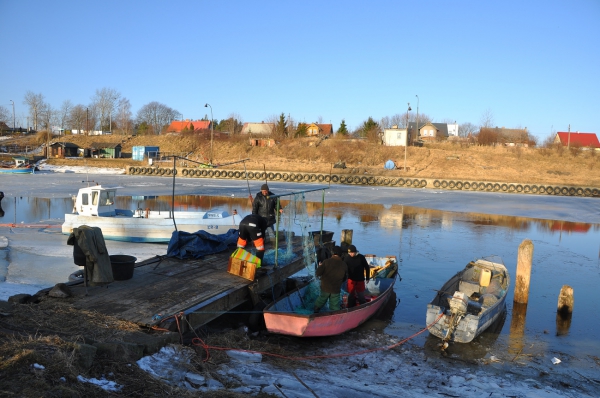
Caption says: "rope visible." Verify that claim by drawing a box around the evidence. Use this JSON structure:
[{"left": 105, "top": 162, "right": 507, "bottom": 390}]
[{"left": 189, "top": 312, "right": 444, "bottom": 362}]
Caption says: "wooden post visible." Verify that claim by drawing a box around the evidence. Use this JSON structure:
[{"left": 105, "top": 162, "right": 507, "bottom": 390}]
[
  {"left": 340, "top": 229, "right": 353, "bottom": 247},
  {"left": 557, "top": 285, "right": 574, "bottom": 316},
  {"left": 508, "top": 302, "right": 527, "bottom": 356},
  {"left": 514, "top": 239, "right": 533, "bottom": 304}
]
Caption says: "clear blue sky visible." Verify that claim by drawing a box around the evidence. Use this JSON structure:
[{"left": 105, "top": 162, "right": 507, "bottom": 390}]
[{"left": 1, "top": 0, "right": 598, "bottom": 140}]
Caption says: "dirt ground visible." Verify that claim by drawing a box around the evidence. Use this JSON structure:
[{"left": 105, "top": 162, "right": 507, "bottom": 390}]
[{"left": 3, "top": 133, "right": 600, "bottom": 187}]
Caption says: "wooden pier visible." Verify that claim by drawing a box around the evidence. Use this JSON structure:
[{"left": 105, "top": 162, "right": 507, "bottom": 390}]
[{"left": 66, "top": 237, "right": 307, "bottom": 332}]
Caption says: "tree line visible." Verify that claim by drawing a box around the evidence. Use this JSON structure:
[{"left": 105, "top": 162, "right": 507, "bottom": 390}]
[{"left": 0, "top": 88, "right": 538, "bottom": 146}]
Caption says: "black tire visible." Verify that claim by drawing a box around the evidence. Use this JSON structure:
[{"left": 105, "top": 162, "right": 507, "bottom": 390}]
[
  {"left": 405, "top": 179, "right": 413, "bottom": 187},
  {"left": 182, "top": 169, "right": 189, "bottom": 176},
  {"left": 433, "top": 180, "right": 441, "bottom": 188},
  {"left": 234, "top": 171, "right": 241, "bottom": 178},
  {"left": 530, "top": 185, "right": 538, "bottom": 193},
  {"left": 501, "top": 183, "right": 508, "bottom": 191},
  {"left": 568, "top": 187, "right": 576, "bottom": 196},
  {"left": 397, "top": 178, "right": 406, "bottom": 186},
  {"left": 268, "top": 172, "right": 275, "bottom": 180},
  {"left": 485, "top": 183, "right": 493, "bottom": 191},
  {"left": 165, "top": 169, "right": 172, "bottom": 175},
  {"left": 274, "top": 172, "right": 282, "bottom": 180},
  {"left": 358, "top": 176, "right": 366, "bottom": 184},
  {"left": 332, "top": 175, "right": 340, "bottom": 183},
  {"left": 522, "top": 185, "right": 529, "bottom": 193},
  {"left": 339, "top": 175, "right": 347, "bottom": 184},
  {"left": 516, "top": 185, "right": 523, "bottom": 192},
  {"left": 159, "top": 168, "right": 166, "bottom": 175},
  {"left": 227, "top": 171, "right": 234, "bottom": 178},
  {"left": 493, "top": 183, "right": 501, "bottom": 191},
  {"left": 554, "top": 187, "right": 562, "bottom": 195},
  {"left": 317, "top": 174, "right": 325, "bottom": 182},
  {"left": 441, "top": 180, "right": 448, "bottom": 189},
  {"left": 208, "top": 170, "right": 215, "bottom": 177},
  {"left": 478, "top": 182, "right": 486, "bottom": 190},
  {"left": 368, "top": 176, "right": 376, "bottom": 185},
  {"left": 280, "top": 173, "right": 288, "bottom": 180},
  {"left": 382, "top": 178, "right": 390, "bottom": 185},
  {"left": 538, "top": 186, "right": 546, "bottom": 194},
  {"left": 592, "top": 189, "right": 600, "bottom": 197},
  {"left": 310, "top": 174, "right": 318, "bottom": 182},
  {"left": 448, "top": 181, "right": 455, "bottom": 189},
  {"left": 413, "top": 179, "right": 421, "bottom": 187},
  {"left": 584, "top": 188, "right": 592, "bottom": 196},
  {"left": 128, "top": 166, "right": 135, "bottom": 174},
  {"left": 247, "top": 171, "right": 254, "bottom": 178},
  {"left": 455, "top": 181, "right": 463, "bottom": 190},
  {"left": 463, "top": 182, "right": 471, "bottom": 190},
  {"left": 507, "top": 184, "right": 515, "bottom": 192}
]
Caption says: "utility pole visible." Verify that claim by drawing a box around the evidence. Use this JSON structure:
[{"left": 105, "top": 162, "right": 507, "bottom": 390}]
[
  {"left": 10, "top": 100, "right": 15, "bottom": 134},
  {"left": 415, "top": 95, "right": 419, "bottom": 143}
]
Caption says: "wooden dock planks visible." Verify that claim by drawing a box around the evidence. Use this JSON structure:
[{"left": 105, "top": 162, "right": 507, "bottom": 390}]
[{"left": 68, "top": 238, "right": 309, "bottom": 330}]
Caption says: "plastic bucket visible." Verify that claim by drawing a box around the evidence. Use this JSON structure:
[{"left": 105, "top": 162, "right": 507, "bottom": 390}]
[{"left": 109, "top": 255, "right": 137, "bottom": 281}]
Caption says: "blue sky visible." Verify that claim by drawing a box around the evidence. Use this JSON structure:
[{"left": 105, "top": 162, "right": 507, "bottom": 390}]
[{"left": 1, "top": 0, "right": 598, "bottom": 140}]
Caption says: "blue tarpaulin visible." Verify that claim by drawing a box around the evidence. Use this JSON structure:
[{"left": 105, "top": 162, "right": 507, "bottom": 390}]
[
  {"left": 384, "top": 160, "right": 396, "bottom": 170},
  {"left": 166, "top": 229, "right": 239, "bottom": 259}
]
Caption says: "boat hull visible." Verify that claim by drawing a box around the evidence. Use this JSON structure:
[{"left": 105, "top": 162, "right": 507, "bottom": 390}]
[
  {"left": 62, "top": 210, "right": 242, "bottom": 243},
  {"left": 0, "top": 167, "right": 34, "bottom": 174},
  {"left": 264, "top": 276, "right": 396, "bottom": 337},
  {"left": 426, "top": 258, "right": 510, "bottom": 343}
]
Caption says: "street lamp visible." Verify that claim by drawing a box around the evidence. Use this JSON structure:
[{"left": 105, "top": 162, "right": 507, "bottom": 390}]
[
  {"left": 415, "top": 95, "right": 419, "bottom": 143},
  {"left": 9, "top": 100, "right": 15, "bottom": 133},
  {"left": 404, "top": 103, "right": 411, "bottom": 171},
  {"left": 204, "top": 103, "right": 213, "bottom": 164}
]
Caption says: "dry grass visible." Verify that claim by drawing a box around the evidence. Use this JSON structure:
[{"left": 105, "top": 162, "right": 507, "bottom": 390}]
[{"left": 4, "top": 133, "right": 599, "bottom": 186}]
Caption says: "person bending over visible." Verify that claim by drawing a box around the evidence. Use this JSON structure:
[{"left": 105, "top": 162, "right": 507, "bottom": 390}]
[
  {"left": 236, "top": 214, "right": 268, "bottom": 262},
  {"left": 314, "top": 246, "right": 348, "bottom": 313}
]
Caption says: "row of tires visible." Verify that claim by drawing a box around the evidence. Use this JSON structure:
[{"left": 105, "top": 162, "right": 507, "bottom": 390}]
[{"left": 127, "top": 166, "right": 600, "bottom": 197}]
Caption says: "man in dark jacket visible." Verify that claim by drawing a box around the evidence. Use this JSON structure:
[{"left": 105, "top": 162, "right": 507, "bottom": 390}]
[
  {"left": 314, "top": 246, "right": 348, "bottom": 312},
  {"left": 236, "top": 213, "right": 268, "bottom": 262},
  {"left": 342, "top": 244, "right": 371, "bottom": 307},
  {"left": 252, "top": 184, "right": 279, "bottom": 237}
]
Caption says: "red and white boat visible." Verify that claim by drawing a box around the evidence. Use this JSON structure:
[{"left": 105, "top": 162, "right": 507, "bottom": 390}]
[{"left": 263, "top": 255, "right": 399, "bottom": 337}]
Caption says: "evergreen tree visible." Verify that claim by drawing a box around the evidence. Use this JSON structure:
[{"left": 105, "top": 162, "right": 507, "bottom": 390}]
[
  {"left": 337, "top": 119, "right": 348, "bottom": 135},
  {"left": 275, "top": 112, "right": 288, "bottom": 138}
]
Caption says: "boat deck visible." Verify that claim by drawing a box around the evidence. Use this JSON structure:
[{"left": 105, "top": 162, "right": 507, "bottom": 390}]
[{"left": 66, "top": 238, "right": 308, "bottom": 331}]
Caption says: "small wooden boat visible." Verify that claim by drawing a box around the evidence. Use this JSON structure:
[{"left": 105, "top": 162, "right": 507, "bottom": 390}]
[
  {"left": 62, "top": 185, "right": 242, "bottom": 243},
  {"left": 426, "top": 257, "right": 510, "bottom": 344},
  {"left": 263, "top": 255, "right": 399, "bottom": 337},
  {"left": 0, "top": 157, "right": 35, "bottom": 174}
]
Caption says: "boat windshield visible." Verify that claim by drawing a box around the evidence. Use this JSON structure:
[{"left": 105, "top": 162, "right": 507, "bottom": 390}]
[{"left": 99, "top": 191, "right": 115, "bottom": 206}]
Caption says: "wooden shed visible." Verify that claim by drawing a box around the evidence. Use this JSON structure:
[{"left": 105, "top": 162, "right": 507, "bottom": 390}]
[
  {"left": 49, "top": 142, "right": 80, "bottom": 158},
  {"left": 89, "top": 142, "right": 122, "bottom": 158}
]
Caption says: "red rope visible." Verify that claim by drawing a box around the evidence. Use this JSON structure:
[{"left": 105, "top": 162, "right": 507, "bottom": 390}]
[{"left": 190, "top": 312, "right": 444, "bottom": 362}]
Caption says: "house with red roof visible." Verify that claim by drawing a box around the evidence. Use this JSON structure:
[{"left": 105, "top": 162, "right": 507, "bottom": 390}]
[
  {"left": 165, "top": 119, "right": 211, "bottom": 134},
  {"left": 306, "top": 123, "right": 333, "bottom": 137},
  {"left": 554, "top": 132, "right": 599, "bottom": 148}
]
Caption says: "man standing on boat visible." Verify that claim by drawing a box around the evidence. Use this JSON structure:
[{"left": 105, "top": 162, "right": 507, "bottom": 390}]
[
  {"left": 314, "top": 246, "right": 348, "bottom": 313},
  {"left": 252, "top": 184, "right": 282, "bottom": 239},
  {"left": 236, "top": 214, "right": 268, "bottom": 262},
  {"left": 342, "top": 245, "right": 371, "bottom": 307}
]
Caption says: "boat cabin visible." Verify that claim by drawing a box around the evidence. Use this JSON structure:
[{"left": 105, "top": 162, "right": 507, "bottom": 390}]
[{"left": 74, "top": 185, "right": 117, "bottom": 216}]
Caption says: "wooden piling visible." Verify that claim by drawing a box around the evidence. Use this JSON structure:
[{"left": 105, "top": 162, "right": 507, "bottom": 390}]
[
  {"left": 514, "top": 239, "right": 533, "bottom": 304},
  {"left": 341, "top": 229, "right": 353, "bottom": 247},
  {"left": 557, "top": 285, "right": 574, "bottom": 316}
]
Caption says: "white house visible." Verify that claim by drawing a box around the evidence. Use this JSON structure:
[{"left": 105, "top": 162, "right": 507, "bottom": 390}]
[
  {"left": 447, "top": 123, "right": 459, "bottom": 137},
  {"left": 383, "top": 127, "right": 409, "bottom": 146}
]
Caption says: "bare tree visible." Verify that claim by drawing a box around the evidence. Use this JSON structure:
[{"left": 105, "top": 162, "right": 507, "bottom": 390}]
[
  {"left": 458, "top": 122, "right": 478, "bottom": 137},
  {"left": 116, "top": 98, "right": 133, "bottom": 135},
  {"left": 479, "top": 108, "right": 495, "bottom": 128},
  {"left": 69, "top": 105, "right": 88, "bottom": 133},
  {"left": 0, "top": 105, "right": 10, "bottom": 125},
  {"left": 136, "top": 101, "right": 178, "bottom": 135},
  {"left": 91, "top": 87, "right": 121, "bottom": 132},
  {"left": 59, "top": 100, "right": 73, "bottom": 133},
  {"left": 23, "top": 91, "right": 46, "bottom": 131},
  {"left": 220, "top": 113, "right": 243, "bottom": 135}
]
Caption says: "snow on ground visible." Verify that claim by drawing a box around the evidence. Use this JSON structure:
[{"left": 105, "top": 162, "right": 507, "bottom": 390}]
[
  {"left": 136, "top": 334, "right": 596, "bottom": 398},
  {"left": 35, "top": 159, "right": 126, "bottom": 174}
]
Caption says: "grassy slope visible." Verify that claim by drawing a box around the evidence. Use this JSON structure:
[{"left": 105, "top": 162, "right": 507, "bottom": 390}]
[{"left": 10, "top": 133, "right": 600, "bottom": 186}]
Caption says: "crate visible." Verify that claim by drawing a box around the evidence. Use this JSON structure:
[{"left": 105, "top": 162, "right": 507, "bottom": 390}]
[{"left": 227, "top": 257, "right": 258, "bottom": 281}]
